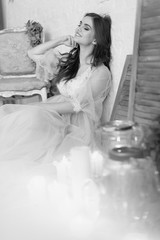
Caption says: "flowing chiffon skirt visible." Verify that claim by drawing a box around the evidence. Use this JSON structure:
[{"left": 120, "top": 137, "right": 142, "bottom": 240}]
[
  {"left": 0, "top": 99, "right": 96, "bottom": 240},
  {"left": 0, "top": 63, "right": 112, "bottom": 239}
]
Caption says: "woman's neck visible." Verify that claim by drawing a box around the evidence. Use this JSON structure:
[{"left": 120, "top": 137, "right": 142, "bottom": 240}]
[{"left": 79, "top": 46, "right": 93, "bottom": 66}]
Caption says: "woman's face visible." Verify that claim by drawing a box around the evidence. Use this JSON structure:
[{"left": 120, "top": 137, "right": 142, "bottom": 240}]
[{"left": 74, "top": 16, "right": 95, "bottom": 46}]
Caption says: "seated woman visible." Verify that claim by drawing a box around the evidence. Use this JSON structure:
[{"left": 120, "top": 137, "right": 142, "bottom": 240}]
[
  {"left": 0, "top": 13, "right": 112, "bottom": 239},
  {"left": 0, "top": 12, "right": 112, "bottom": 162}
]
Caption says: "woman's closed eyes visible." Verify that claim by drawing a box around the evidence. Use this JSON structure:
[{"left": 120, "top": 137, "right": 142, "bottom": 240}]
[{"left": 77, "top": 21, "right": 91, "bottom": 31}]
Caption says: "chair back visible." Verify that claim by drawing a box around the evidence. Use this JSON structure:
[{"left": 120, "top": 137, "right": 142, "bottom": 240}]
[{"left": 0, "top": 28, "right": 35, "bottom": 76}]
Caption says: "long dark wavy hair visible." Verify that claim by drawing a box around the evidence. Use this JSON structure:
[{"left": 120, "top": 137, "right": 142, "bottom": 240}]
[{"left": 50, "top": 12, "right": 112, "bottom": 94}]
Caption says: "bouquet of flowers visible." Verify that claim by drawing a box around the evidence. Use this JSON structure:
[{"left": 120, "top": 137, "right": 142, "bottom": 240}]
[{"left": 25, "top": 20, "right": 43, "bottom": 47}]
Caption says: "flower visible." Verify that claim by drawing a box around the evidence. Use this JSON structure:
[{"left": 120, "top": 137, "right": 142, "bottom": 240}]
[{"left": 25, "top": 20, "right": 43, "bottom": 47}]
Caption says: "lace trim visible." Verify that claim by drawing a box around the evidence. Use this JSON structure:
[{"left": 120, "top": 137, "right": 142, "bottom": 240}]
[
  {"left": 70, "top": 96, "right": 82, "bottom": 112},
  {"left": 71, "top": 67, "right": 92, "bottom": 112},
  {"left": 57, "top": 66, "right": 92, "bottom": 112}
]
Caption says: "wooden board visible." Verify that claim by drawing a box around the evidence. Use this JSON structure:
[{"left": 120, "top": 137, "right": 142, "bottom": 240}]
[
  {"left": 128, "top": 0, "right": 160, "bottom": 126},
  {"left": 110, "top": 55, "right": 132, "bottom": 121}
]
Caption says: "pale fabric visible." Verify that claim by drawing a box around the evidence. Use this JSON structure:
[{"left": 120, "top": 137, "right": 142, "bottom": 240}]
[
  {"left": 0, "top": 50, "right": 111, "bottom": 240},
  {"left": 0, "top": 65, "right": 111, "bottom": 161},
  {"left": 36, "top": 49, "right": 60, "bottom": 82}
]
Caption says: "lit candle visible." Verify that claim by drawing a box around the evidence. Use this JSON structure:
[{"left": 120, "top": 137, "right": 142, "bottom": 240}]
[
  {"left": 70, "top": 146, "right": 91, "bottom": 181},
  {"left": 69, "top": 146, "right": 92, "bottom": 207},
  {"left": 90, "top": 150, "right": 104, "bottom": 178},
  {"left": 69, "top": 146, "right": 100, "bottom": 219}
]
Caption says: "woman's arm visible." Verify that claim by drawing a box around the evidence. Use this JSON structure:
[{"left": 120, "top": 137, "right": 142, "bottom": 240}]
[
  {"left": 39, "top": 101, "right": 74, "bottom": 115},
  {"left": 28, "top": 35, "right": 75, "bottom": 62}
]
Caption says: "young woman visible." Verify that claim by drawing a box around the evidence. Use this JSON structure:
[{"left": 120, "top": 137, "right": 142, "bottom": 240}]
[
  {"left": 0, "top": 12, "right": 112, "bottom": 238},
  {"left": 0, "top": 12, "right": 112, "bottom": 162}
]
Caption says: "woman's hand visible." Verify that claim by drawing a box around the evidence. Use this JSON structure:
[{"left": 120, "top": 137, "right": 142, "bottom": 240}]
[{"left": 62, "top": 35, "right": 77, "bottom": 48}]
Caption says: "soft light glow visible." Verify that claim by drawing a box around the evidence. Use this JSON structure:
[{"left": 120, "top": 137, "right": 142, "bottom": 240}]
[
  {"left": 91, "top": 150, "right": 104, "bottom": 178},
  {"left": 124, "top": 233, "right": 149, "bottom": 240},
  {"left": 25, "top": 146, "right": 159, "bottom": 240}
]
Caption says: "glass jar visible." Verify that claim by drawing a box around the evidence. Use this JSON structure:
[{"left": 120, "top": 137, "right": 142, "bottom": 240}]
[
  {"left": 101, "top": 146, "right": 160, "bottom": 233},
  {"left": 101, "top": 120, "right": 144, "bottom": 154}
]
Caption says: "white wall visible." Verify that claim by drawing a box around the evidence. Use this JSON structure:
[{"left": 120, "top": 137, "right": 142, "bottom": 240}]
[{"left": 2, "top": 0, "right": 137, "bottom": 120}]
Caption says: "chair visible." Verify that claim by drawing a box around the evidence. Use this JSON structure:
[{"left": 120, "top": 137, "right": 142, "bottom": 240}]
[{"left": 0, "top": 27, "right": 48, "bottom": 102}]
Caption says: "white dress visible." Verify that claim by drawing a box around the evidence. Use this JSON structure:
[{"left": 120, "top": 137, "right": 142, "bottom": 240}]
[
  {"left": 0, "top": 65, "right": 111, "bottom": 162},
  {"left": 0, "top": 51, "right": 111, "bottom": 240}
]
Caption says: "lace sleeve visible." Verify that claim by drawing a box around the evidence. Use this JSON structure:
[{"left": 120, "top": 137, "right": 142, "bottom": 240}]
[
  {"left": 36, "top": 49, "right": 60, "bottom": 82},
  {"left": 70, "top": 96, "right": 82, "bottom": 112}
]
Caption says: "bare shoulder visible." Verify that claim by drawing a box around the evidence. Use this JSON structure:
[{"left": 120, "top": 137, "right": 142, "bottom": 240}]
[
  {"left": 91, "top": 64, "right": 111, "bottom": 79},
  {"left": 90, "top": 64, "right": 112, "bottom": 94},
  {"left": 91, "top": 64, "right": 111, "bottom": 85}
]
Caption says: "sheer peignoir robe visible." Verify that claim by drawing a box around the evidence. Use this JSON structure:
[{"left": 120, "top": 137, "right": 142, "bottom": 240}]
[
  {"left": 0, "top": 51, "right": 111, "bottom": 239},
  {"left": 0, "top": 50, "right": 111, "bottom": 162}
]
